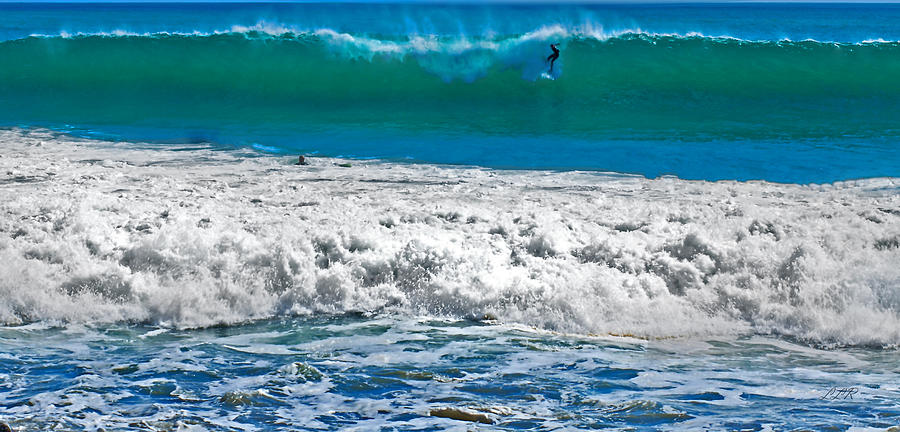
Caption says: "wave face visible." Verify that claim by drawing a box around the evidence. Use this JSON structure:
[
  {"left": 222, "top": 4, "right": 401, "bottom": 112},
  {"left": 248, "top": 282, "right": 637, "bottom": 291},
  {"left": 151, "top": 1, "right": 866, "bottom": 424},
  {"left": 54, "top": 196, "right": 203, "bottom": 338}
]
[
  {"left": 2, "top": 29, "right": 900, "bottom": 182},
  {"left": 4, "top": 30, "right": 900, "bottom": 134},
  {"left": 2, "top": 129, "right": 899, "bottom": 348}
]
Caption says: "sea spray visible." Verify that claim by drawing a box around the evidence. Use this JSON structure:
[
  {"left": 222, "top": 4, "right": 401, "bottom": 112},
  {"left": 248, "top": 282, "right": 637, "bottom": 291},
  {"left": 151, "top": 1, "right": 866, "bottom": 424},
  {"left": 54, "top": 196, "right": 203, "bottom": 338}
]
[{"left": 4, "top": 30, "right": 900, "bottom": 125}]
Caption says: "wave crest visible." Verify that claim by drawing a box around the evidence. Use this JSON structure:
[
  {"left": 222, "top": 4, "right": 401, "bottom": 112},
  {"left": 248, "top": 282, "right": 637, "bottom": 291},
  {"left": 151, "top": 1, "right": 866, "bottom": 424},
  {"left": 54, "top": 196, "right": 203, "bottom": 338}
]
[{"left": 17, "top": 23, "right": 900, "bottom": 84}]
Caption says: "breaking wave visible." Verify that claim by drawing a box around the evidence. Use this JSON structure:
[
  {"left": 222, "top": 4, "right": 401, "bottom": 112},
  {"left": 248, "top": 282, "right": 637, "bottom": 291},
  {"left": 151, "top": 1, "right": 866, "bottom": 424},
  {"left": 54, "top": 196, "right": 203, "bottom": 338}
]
[{"left": 3, "top": 26, "right": 900, "bottom": 139}]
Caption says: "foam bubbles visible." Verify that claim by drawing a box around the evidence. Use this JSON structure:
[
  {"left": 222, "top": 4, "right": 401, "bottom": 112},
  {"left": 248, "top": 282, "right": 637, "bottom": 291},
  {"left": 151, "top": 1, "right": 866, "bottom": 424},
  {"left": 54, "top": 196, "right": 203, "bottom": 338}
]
[{"left": 1, "top": 129, "right": 898, "bottom": 347}]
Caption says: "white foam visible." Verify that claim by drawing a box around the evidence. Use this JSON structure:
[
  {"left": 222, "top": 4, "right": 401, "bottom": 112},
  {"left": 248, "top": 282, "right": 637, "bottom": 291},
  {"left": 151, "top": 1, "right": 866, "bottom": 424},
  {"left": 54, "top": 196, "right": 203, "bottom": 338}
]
[
  {"left": 23, "top": 20, "right": 888, "bottom": 47},
  {"left": 0, "top": 129, "right": 898, "bottom": 347}
]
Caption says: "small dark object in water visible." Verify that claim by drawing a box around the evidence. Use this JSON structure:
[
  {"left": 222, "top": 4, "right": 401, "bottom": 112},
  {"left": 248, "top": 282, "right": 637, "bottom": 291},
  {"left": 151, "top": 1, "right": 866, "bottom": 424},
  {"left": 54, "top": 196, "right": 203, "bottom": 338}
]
[
  {"left": 429, "top": 408, "right": 493, "bottom": 424},
  {"left": 337, "top": 163, "right": 352, "bottom": 168},
  {"left": 1, "top": 422, "right": 14, "bottom": 432},
  {"left": 295, "top": 156, "right": 309, "bottom": 166}
]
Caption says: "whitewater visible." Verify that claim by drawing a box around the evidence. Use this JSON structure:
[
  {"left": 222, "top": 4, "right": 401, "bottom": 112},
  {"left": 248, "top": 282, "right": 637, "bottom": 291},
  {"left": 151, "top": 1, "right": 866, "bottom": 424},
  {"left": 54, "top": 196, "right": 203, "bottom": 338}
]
[
  {"left": 4, "top": 127, "right": 900, "bottom": 345},
  {"left": 2, "top": 128, "right": 899, "bottom": 430}
]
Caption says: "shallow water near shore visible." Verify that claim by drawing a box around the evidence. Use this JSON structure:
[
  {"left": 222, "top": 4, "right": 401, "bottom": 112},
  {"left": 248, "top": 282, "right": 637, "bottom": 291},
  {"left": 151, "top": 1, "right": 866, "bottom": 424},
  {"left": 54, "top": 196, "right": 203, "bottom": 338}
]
[
  {"left": 1, "top": 316, "right": 898, "bottom": 431},
  {"left": 1, "top": 128, "right": 898, "bottom": 430}
]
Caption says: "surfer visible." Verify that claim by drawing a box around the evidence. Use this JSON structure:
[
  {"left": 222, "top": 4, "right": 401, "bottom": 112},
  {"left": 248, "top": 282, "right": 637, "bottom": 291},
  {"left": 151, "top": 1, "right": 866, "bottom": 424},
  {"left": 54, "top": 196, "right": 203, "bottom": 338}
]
[{"left": 546, "top": 43, "right": 560, "bottom": 73}]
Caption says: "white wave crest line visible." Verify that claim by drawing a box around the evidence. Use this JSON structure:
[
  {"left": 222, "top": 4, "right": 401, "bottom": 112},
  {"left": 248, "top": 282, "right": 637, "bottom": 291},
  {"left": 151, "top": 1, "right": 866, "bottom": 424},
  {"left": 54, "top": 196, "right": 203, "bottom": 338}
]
[
  {"left": 19, "top": 21, "right": 900, "bottom": 47},
  {"left": 28, "top": 29, "right": 211, "bottom": 39}
]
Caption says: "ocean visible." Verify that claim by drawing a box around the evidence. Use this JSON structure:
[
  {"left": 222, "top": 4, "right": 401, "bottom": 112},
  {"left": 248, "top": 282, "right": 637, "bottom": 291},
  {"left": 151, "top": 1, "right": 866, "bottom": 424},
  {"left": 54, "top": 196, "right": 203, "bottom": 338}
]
[{"left": 0, "top": 3, "right": 899, "bottom": 430}]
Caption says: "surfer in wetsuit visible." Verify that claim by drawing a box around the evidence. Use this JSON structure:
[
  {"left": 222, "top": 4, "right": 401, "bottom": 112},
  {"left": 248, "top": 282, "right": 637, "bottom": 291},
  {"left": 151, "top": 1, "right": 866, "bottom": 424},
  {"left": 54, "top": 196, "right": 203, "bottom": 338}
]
[{"left": 547, "top": 43, "right": 560, "bottom": 73}]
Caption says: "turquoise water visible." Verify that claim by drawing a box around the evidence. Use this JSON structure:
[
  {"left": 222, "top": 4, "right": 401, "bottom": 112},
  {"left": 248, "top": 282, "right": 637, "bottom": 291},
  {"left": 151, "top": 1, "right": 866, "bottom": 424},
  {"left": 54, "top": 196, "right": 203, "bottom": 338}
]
[{"left": 1, "top": 3, "right": 900, "bottom": 182}]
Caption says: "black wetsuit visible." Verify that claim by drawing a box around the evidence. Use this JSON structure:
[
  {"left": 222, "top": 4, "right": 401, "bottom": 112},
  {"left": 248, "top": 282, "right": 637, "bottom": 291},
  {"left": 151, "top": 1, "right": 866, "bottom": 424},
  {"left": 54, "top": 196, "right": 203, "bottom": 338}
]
[{"left": 547, "top": 44, "right": 560, "bottom": 72}]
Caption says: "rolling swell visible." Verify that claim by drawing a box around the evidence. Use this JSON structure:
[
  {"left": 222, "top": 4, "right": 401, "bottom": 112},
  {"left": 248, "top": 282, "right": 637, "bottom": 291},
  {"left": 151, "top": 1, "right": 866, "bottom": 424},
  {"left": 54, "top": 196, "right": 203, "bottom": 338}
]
[{"left": 3, "top": 30, "right": 900, "bottom": 139}]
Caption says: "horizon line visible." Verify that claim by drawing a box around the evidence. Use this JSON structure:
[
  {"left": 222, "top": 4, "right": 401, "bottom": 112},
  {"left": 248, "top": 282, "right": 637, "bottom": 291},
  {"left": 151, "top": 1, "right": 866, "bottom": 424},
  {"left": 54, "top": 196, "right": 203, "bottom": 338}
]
[{"left": 6, "top": 0, "right": 900, "bottom": 4}]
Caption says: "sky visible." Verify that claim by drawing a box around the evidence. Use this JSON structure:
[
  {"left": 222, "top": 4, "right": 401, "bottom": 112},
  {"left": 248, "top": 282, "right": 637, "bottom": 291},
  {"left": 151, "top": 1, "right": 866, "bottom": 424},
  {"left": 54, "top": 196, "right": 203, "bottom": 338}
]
[{"left": 2, "top": 0, "right": 898, "bottom": 3}]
